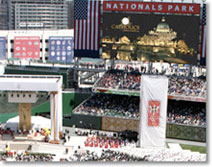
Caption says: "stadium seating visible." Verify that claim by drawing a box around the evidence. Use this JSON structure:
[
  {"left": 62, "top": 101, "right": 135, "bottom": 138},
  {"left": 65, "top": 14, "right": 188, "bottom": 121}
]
[
  {"left": 94, "top": 70, "right": 206, "bottom": 98},
  {"left": 73, "top": 94, "right": 206, "bottom": 126}
]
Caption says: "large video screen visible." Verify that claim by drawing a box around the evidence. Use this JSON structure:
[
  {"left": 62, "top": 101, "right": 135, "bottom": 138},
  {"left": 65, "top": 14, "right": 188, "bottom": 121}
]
[
  {"left": 14, "top": 36, "right": 40, "bottom": 59},
  {"left": 49, "top": 37, "right": 73, "bottom": 63},
  {"left": 0, "top": 37, "right": 6, "bottom": 60},
  {"left": 102, "top": 13, "right": 200, "bottom": 65}
]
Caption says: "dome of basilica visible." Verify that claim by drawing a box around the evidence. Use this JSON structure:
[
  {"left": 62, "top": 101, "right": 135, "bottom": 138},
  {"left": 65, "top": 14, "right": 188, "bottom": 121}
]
[{"left": 156, "top": 17, "right": 170, "bottom": 33}]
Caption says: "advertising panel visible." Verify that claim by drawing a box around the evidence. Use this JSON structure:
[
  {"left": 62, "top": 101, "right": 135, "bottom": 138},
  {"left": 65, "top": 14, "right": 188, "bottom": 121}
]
[
  {"left": 49, "top": 37, "right": 73, "bottom": 62},
  {"left": 101, "top": 116, "right": 139, "bottom": 132},
  {"left": 0, "top": 37, "right": 6, "bottom": 60},
  {"left": 14, "top": 36, "right": 40, "bottom": 59},
  {"left": 166, "top": 123, "right": 206, "bottom": 142},
  {"left": 102, "top": 13, "right": 200, "bottom": 65}
]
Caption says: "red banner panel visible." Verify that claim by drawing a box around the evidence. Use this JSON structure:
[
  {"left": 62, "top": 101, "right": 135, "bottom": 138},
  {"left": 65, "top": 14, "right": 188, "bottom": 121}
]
[
  {"left": 148, "top": 100, "right": 160, "bottom": 127},
  {"left": 14, "top": 36, "right": 40, "bottom": 59},
  {"left": 103, "top": 1, "right": 200, "bottom": 15}
]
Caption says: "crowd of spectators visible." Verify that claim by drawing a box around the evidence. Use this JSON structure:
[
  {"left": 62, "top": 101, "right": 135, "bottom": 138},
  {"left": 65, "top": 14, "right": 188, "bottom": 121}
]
[
  {"left": 67, "top": 148, "right": 205, "bottom": 162},
  {"left": 74, "top": 94, "right": 139, "bottom": 119},
  {"left": 167, "top": 100, "right": 206, "bottom": 126},
  {"left": 117, "top": 148, "right": 206, "bottom": 162},
  {"left": 115, "top": 64, "right": 206, "bottom": 77},
  {"left": 96, "top": 70, "right": 140, "bottom": 90},
  {"left": 0, "top": 125, "right": 51, "bottom": 143},
  {"left": 168, "top": 76, "right": 206, "bottom": 97},
  {"left": 0, "top": 151, "right": 55, "bottom": 162},
  {"left": 98, "top": 150, "right": 147, "bottom": 161},
  {"left": 65, "top": 143, "right": 205, "bottom": 162},
  {"left": 75, "top": 129, "right": 137, "bottom": 146},
  {"left": 69, "top": 149, "right": 147, "bottom": 162},
  {"left": 74, "top": 94, "right": 206, "bottom": 126},
  {"left": 14, "top": 152, "right": 54, "bottom": 162},
  {"left": 61, "top": 129, "right": 71, "bottom": 144},
  {"left": 95, "top": 70, "right": 206, "bottom": 98},
  {"left": 1, "top": 146, "right": 205, "bottom": 162},
  {"left": 0, "top": 127, "right": 14, "bottom": 140}
]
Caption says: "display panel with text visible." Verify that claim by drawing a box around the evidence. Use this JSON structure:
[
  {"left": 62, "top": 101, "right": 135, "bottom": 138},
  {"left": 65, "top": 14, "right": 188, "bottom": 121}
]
[
  {"left": 0, "top": 37, "right": 6, "bottom": 60},
  {"left": 102, "top": 2, "right": 200, "bottom": 65},
  {"left": 14, "top": 36, "right": 40, "bottom": 59},
  {"left": 49, "top": 37, "right": 73, "bottom": 63}
]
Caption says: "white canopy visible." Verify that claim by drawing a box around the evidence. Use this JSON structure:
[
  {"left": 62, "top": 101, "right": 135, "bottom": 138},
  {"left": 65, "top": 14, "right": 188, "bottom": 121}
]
[
  {"left": 0, "top": 75, "right": 63, "bottom": 142},
  {"left": 5, "top": 116, "right": 51, "bottom": 131},
  {"left": 0, "top": 75, "right": 62, "bottom": 92}
]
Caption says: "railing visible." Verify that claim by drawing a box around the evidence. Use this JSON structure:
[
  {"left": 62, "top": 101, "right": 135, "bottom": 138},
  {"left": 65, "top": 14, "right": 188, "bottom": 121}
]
[
  {"left": 0, "top": 74, "right": 61, "bottom": 79},
  {"left": 93, "top": 86, "right": 206, "bottom": 102}
]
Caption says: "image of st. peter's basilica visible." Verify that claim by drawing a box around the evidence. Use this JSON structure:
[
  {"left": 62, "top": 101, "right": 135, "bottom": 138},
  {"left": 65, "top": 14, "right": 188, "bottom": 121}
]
[{"left": 102, "top": 16, "right": 198, "bottom": 64}]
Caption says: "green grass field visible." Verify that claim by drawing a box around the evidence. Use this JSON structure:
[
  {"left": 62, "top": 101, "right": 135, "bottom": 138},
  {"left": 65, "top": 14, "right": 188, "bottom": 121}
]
[
  {"left": 180, "top": 144, "right": 206, "bottom": 154},
  {"left": 166, "top": 143, "right": 206, "bottom": 154}
]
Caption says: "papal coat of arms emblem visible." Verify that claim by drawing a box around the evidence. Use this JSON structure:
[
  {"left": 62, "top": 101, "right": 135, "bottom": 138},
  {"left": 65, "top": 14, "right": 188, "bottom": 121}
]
[{"left": 148, "top": 100, "right": 160, "bottom": 127}]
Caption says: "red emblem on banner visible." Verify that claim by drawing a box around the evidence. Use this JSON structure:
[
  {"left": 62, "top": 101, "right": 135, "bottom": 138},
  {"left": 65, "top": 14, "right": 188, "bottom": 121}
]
[{"left": 148, "top": 100, "right": 160, "bottom": 127}]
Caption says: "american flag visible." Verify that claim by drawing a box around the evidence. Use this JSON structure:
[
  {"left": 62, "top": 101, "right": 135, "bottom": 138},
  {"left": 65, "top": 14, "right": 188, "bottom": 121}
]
[
  {"left": 200, "top": 3, "right": 206, "bottom": 65},
  {"left": 74, "top": 0, "right": 100, "bottom": 58}
]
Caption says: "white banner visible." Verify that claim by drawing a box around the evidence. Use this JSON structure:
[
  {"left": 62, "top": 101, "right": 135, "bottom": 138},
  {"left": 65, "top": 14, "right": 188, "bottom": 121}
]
[{"left": 139, "top": 75, "right": 168, "bottom": 148}]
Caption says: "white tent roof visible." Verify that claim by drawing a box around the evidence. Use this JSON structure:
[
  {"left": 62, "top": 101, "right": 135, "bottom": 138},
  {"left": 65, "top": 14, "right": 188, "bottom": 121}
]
[
  {"left": 0, "top": 75, "right": 62, "bottom": 92},
  {"left": 6, "top": 116, "right": 51, "bottom": 131}
]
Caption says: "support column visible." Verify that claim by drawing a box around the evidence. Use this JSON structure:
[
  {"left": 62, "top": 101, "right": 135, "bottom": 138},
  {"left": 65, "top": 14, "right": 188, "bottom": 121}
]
[
  {"left": 49, "top": 92, "right": 60, "bottom": 144},
  {"left": 58, "top": 88, "right": 63, "bottom": 139},
  {"left": 19, "top": 103, "right": 31, "bottom": 132}
]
